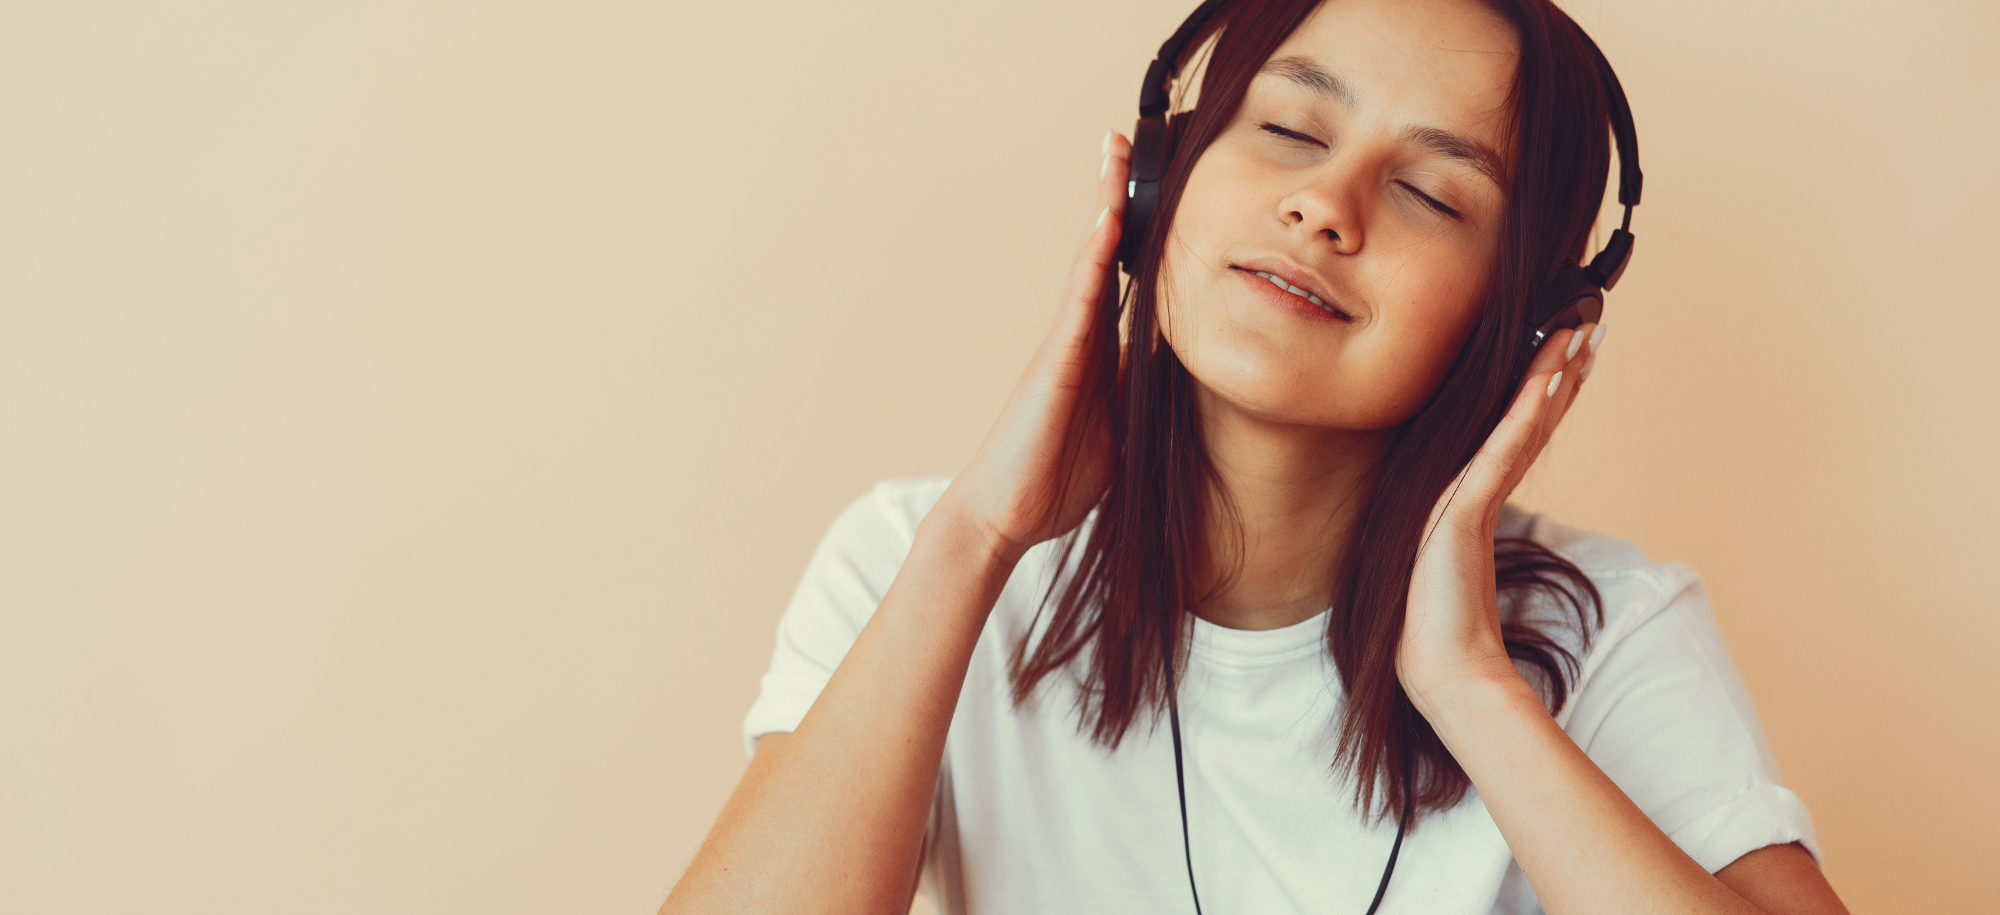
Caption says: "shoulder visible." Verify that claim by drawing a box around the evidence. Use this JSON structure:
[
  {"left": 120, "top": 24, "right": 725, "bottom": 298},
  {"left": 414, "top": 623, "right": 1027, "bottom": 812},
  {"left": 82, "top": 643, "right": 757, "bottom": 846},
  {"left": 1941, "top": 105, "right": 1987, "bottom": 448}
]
[
  {"left": 1497, "top": 505, "right": 1767, "bottom": 764},
  {"left": 1498, "top": 508, "right": 1820, "bottom": 868},
  {"left": 872, "top": 474, "right": 956, "bottom": 524},
  {"left": 1497, "top": 503, "right": 1708, "bottom": 647},
  {"left": 739, "top": 475, "right": 957, "bottom": 754},
  {"left": 1495, "top": 504, "right": 1745, "bottom": 733},
  {"left": 774, "top": 475, "right": 956, "bottom": 630}
]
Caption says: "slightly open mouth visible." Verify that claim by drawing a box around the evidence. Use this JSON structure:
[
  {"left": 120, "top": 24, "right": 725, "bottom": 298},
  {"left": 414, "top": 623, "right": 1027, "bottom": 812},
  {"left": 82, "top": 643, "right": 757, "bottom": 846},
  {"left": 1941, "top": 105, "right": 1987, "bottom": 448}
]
[{"left": 1232, "top": 267, "right": 1351, "bottom": 321}]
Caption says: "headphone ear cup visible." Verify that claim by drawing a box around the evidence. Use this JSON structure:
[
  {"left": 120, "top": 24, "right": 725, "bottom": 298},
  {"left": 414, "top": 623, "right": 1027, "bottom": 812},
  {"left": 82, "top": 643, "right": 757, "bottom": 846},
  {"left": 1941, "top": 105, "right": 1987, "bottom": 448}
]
[
  {"left": 1116, "top": 108, "right": 1200, "bottom": 276},
  {"left": 1526, "top": 264, "right": 1605, "bottom": 353},
  {"left": 1115, "top": 114, "right": 1163, "bottom": 275}
]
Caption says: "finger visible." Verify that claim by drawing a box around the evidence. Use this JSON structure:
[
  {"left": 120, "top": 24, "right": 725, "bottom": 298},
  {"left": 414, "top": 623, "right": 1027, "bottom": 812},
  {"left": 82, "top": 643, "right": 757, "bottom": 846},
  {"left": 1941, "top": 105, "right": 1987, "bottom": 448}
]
[
  {"left": 1578, "top": 322, "right": 1606, "bottom": 384},
  {"left": 1523, "top": 323, "right": 1581, "bottom": 379},
  {"left": 1564, "top": 323, "right": 1604, "bottom": 414},
  {"left": 1484, "top": 324, "right": 1576, "bottom": 447},
  {"left": 1443, "top": 366, "right": 1561, "bottom": 530},
  {"left": 1097, "top": 128, "right": 1132, "bottom": 214},
  {"left": 1083, "top": 130, "right": 1132, "bottom": 276},
  {"left": 1056, "top": 132, "right": 1131, "bottom": 321},
  {"left": 1444, "top": 324, "right": 1592, "bottom": 529},
  {"left": 1547, "top": 322, "right": 1605, "bottom": 430},
  {"left": 1055, "top": 132, "right": 1131, "bottom": 311},
  {"left": 1035, "top": 132, "right": 1132, "bottom": 373},
  {"left": 1434, "top": 322, "right": 1607, "bottom": 533}
]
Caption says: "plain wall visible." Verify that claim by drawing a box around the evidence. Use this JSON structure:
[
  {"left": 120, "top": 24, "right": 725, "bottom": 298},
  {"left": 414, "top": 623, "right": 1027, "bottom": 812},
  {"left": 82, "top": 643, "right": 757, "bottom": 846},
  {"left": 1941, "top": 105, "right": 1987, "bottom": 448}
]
[{"left": 1, "top": 0, "right": 1994, "bottom": 912}]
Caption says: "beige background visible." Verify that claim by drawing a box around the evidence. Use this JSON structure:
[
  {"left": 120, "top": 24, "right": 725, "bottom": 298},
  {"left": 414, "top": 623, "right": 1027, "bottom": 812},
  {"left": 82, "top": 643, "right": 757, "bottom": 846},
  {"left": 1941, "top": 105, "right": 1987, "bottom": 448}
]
[{"left": 1, "top": 0, "right": 1994, "bottom": 912}]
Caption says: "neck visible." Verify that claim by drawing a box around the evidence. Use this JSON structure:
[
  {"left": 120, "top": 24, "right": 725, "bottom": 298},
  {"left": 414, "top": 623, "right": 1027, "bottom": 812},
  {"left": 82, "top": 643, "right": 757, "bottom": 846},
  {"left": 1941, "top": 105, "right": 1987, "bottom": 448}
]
[{"left": 1190, "top": 385, "right": 1389, "bottom": 632}]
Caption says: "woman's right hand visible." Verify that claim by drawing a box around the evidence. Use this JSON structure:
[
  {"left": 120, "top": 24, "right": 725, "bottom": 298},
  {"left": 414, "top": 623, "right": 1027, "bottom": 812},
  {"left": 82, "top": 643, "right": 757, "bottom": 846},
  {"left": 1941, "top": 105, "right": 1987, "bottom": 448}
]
[{"left": 938, "top": 130, "right": 1133, "bottom": 565}]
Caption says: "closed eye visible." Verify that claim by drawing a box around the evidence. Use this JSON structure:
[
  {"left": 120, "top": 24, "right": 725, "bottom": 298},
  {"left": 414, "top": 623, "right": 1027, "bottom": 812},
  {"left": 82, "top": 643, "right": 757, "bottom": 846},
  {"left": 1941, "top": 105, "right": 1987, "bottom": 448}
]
[
  {"left": 1258, "top": 122, "right": 1324, "bottom": 146},
  {"left": 1399, "top": 182, "right": 1462, "bottom": 220},
  {"left": 1262, "top": 122, "right": 1463, "bottom": 221}
]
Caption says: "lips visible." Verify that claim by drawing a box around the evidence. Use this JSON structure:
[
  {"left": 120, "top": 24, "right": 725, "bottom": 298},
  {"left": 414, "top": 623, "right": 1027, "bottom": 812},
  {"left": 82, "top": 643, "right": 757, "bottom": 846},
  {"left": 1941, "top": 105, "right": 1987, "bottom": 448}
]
[
  {"left": 1229, "top": 257, "right": 1355, "bottom": 321},
  {"left": 1241, "top": 268, "right": 1339, "bottom": 313}
]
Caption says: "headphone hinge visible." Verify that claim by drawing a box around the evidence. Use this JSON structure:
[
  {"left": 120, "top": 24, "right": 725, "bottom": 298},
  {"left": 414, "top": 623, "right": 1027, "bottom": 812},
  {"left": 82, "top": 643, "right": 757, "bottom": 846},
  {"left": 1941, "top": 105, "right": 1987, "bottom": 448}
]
[{"left": 1588, "top": 228, "right": 1636, "bottom": 291}]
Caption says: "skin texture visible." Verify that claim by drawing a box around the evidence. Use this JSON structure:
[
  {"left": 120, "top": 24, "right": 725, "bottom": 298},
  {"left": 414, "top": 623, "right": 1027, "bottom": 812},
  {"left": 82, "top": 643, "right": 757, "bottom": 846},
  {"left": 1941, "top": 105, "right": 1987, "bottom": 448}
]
[{"left": 664, "top": 1, "right": 1853, "bottom": 912}]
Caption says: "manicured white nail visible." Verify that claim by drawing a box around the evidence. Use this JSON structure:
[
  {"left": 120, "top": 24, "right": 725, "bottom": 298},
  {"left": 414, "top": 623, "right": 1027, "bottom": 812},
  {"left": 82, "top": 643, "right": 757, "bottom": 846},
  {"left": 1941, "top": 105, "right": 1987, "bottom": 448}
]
[
  {"left": 1100, "top": 153, "right": 1109, "bottom": 180},
  {"left": 1546, "top": 371, "right": 1563, "bottom": 398},
  {"left": 1579, "top": 351, "right": 1597, "bottom": 381},
  {"left": 1565, "top": 327, "right": 1586, "bottom": 360},
  {"left": 1588, "top": 322, "right": 1608, "bottom": 354},
  {"left": 1102, "top": 129, "right": 1112, "bottom": 158},
  {"left": 1095, "top": 206, "right": 1109, "bottom": 229}
]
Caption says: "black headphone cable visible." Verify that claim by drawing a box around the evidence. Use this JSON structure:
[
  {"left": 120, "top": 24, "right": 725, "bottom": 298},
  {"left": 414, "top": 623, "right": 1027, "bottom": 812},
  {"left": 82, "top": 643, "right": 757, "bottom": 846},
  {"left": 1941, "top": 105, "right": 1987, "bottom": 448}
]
[{"left": 1161, "top": 626, "right": 1412, "bottom": 915}]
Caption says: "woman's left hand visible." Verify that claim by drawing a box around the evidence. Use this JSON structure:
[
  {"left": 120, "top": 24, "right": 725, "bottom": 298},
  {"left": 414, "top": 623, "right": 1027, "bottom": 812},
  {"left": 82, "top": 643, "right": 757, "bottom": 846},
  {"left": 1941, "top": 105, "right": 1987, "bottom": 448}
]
[{"left": 1397, "top": 322, "right": 1605, "bottom": 718}]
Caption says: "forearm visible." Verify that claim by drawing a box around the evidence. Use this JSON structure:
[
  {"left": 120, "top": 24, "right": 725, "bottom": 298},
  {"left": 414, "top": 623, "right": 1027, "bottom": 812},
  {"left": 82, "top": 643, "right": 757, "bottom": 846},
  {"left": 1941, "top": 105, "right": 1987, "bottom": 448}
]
[
  {"left": 664, "top": 503, "right": 1016, "bottom": 915},
  {"left": 1417, "top": 675, "right": 1763, "bottom": 915}
]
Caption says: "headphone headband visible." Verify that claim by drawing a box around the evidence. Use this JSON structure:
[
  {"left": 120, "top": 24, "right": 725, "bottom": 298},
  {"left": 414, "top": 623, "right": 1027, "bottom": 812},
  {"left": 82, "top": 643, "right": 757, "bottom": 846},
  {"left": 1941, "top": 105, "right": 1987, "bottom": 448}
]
[
  {"left": 1567, "top": 22, "right": 1640, "bottom": 303},
  {"left": 1571, "top": 25, "right": 1642, "bottom": 208},
  {"left": 1135, "top": 0, "right": 1232, "bottom": 117}
]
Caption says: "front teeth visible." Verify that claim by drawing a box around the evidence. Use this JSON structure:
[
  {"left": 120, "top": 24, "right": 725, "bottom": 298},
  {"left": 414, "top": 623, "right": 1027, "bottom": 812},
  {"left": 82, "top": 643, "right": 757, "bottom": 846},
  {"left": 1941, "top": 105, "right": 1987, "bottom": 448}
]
[{"left": 1252, "top": 271, "right": 1330, "bottom": 311}]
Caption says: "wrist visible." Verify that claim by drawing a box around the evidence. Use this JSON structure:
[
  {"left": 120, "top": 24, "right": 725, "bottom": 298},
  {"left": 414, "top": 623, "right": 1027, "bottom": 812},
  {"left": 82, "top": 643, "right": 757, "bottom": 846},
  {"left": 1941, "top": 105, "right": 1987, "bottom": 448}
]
[
  {"left": 920, "top": 496, "right": 1027, "bottom": 578},
  {"left": 1409, "top": 662, "right": 1543, "bottom": 735}
]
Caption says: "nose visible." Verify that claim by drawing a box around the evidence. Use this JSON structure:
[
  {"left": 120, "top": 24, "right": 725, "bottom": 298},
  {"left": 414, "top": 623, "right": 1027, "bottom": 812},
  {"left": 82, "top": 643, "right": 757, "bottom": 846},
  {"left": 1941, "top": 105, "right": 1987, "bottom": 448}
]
[{"left": 1277, "top": 165, "right": 1365, "bottom": 255}]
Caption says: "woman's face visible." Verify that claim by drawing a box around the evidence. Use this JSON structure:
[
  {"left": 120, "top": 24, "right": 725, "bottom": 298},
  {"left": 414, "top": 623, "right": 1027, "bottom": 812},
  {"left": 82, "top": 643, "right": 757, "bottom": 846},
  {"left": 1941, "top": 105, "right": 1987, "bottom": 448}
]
[{"left": 1160, "top": 0, "right": 1518, "bottom": 430}]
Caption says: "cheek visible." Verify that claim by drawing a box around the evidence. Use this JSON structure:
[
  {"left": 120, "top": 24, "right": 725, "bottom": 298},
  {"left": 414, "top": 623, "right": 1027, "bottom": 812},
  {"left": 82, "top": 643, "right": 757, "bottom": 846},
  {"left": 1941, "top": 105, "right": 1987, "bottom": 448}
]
[
  {"left": 1357, "top": 263, "right": 1492, "bottom": 418},
  {"left": 1153, "top": 160, "right": 1240, "bottom": 350}
]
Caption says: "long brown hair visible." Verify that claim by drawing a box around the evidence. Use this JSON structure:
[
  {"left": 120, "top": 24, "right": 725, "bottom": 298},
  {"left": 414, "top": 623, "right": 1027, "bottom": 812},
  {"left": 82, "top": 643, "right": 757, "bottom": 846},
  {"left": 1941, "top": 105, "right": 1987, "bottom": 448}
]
[{"left": 1009, "top": 0, "right": 1616, "bottom": 823}]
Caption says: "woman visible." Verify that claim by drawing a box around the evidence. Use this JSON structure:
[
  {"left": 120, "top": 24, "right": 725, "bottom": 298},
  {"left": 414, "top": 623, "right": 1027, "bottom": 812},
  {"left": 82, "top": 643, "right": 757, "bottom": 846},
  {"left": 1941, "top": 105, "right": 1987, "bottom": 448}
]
[{"left": 666, "top": 0, "right": 1849, "bottom": 912}]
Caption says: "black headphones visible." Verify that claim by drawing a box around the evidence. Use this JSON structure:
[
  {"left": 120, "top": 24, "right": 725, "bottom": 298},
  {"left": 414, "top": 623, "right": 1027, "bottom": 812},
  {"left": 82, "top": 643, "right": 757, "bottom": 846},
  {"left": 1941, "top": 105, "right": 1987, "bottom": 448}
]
[{"left": 1116, "top": 0, "right": 1642, "bottom": 359}]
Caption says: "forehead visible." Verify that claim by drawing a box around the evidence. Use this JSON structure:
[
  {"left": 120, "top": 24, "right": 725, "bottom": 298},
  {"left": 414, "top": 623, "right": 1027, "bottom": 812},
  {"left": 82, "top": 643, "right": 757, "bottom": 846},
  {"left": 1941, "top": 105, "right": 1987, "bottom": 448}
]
[{"left": 1266, "top": 0, "right": 1519, "bottom": 139}]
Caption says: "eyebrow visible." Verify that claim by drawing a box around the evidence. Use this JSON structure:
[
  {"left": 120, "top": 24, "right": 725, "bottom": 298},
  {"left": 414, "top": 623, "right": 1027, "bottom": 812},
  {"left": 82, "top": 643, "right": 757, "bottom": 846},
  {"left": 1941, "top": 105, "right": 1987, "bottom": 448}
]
[
  {"left": 1259, "top": 55, "right": 1356, "bottom": 107},
  {"left": 1400, "top": 124, "right": 1509, "bottom": 188},
  {"left": 1256, "top": 55, "right": 1509, "bottom": 187}
]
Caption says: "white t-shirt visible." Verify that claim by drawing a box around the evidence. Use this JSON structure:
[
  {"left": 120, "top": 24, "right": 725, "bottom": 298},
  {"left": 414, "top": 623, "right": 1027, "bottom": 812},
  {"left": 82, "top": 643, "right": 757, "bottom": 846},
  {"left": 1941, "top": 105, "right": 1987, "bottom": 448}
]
[{"left": 743, "top": 476, "right": 1820, "bottom": 915}]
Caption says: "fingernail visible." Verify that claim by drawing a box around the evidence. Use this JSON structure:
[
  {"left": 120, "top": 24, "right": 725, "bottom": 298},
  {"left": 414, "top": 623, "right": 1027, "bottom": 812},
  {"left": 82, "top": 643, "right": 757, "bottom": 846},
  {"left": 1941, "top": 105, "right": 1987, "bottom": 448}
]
[
  {"left": 1579, "top": 351, "right": 1597, "bottom": 382},
  {"left": 1546, "top": 371, "right": 1563, "bottom": 398},
  {"left": 1102, "top": 129, "right": 1113, "bottom": 158},
  {"left": 1588, "top": 323, "right": 1608, "bottom": 354},
  {"left": 1565, "top": 327, "right": 1586, "bottom": 360},
  {"left": 1100, "top": 153, "right": 1109, "bottom": 180},
  {"left": 1095, "top": 206, "right": 1109, "bottom": 230}
]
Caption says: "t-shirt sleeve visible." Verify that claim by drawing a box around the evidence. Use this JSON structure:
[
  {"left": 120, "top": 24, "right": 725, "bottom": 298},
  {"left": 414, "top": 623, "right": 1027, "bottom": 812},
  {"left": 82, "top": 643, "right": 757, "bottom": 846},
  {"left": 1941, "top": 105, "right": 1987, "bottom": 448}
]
[
  {"left": 739, "top": 479, "right": 928, "bottom": 759},
  {"left": 1556, "top": 564, "right": 1822, "bottom": 873}
]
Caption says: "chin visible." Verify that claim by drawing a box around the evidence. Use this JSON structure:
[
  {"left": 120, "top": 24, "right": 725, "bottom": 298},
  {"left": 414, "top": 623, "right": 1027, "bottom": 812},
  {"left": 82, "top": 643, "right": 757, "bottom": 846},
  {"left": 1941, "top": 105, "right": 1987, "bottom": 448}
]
[
  {"left": 1180, "top": 351, "right": 1406, "bottom": 431},
  {"left": 1162, "top": 302, "right": 1438, "bottom": 433}
]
